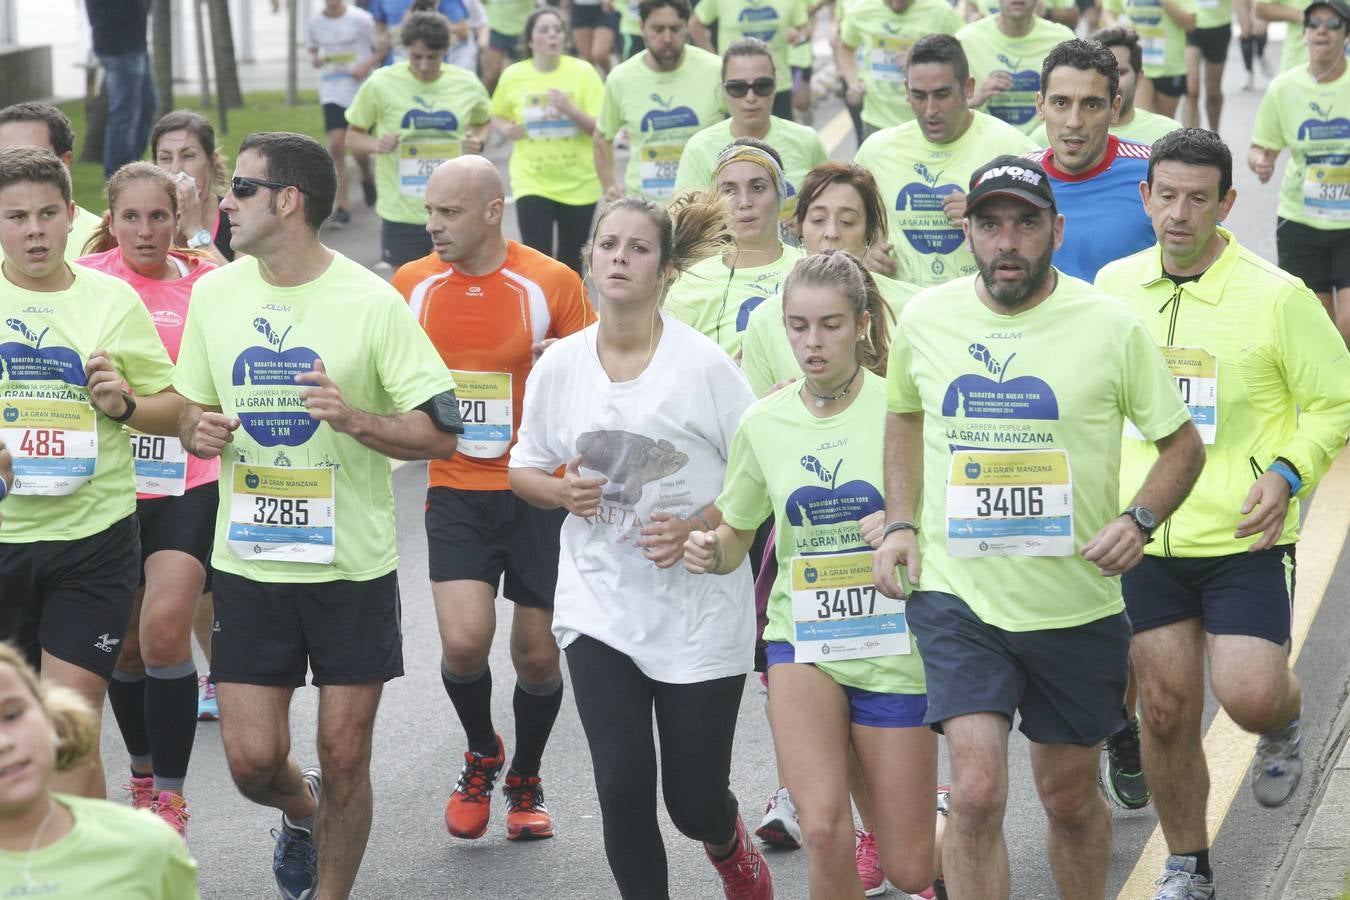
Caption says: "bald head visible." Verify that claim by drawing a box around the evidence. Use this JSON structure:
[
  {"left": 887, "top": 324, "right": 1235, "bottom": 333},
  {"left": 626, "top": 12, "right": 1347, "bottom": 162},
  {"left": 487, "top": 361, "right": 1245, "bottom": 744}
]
[
  {"left": 424, "top": 155, "right": 509, "bottom": 271},
  {"left": 428, "top": 155, "right": 504, "bottom": 208}
]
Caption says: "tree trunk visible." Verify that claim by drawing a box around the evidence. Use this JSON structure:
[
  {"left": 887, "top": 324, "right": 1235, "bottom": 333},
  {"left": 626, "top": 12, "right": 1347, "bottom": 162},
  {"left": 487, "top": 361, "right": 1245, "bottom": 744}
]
[
  {"left": 286, "top": 0, "right": 299, "bottom": 106},
  {"left": 194, "top": 0, "right": 211, "bottom": 108},
  {"left": 206, "top": 0, "right": 244, "bottom": 108},
  {"left": 151, "top": 0, "right": 174, "bottom": 117},
  {"left": 80, "top": 61, "right": 108, "bottom": 165}
]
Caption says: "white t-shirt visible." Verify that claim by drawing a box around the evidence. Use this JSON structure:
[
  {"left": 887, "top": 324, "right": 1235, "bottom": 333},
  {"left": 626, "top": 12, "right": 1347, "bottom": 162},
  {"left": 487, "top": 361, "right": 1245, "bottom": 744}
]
[
  {"left": 510, "top": 314, "right": 757, "bottom": 684},
  {"left": 306, "top": 5, "right": 377, "bottom": 107}
]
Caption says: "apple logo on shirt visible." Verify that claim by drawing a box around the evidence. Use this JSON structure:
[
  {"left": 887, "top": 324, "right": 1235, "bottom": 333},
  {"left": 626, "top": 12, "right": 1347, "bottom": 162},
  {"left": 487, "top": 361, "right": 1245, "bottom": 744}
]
[
  {"left": 577, "top": 429, "right": 690, "bottom": 506},
  {"left": 0, "top": 318, "right": 86, "bottom": 385},
  {"left": 985, "top": 54, "right": 1041, "bottom": 126},
  {"left": 400, "top": 108, "right": 459, "bottom": 131},
  {"left": 737, "top": 1, "right": 781, "bottom": 42},
  {"left": 1299, "top": 103, "right": 1350, "bottom": 142},
  {"left": 785, "top": 455, "right": 883, "bottom": 527},
  {"left": 896, "top": 164, "right": 965, "bottom": 255},
  {"left": 640, "top": 94, "right": 701, "bottom": 132},
  {"left": 941, "top": 342, "right": 1059, "bottom": 420},
  {"left": 231, "top": 317, "right": 322, "bottom": 447}
]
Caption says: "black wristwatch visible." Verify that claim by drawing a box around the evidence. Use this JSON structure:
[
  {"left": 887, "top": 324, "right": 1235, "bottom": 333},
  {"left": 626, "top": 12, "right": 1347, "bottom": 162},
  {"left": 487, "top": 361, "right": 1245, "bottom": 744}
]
[
  {"left": 108, "top": 391, "right": 137, "bottom": 423},
  {"left": 1121, "top": 506, "right": 1157, "bottom": 540}
]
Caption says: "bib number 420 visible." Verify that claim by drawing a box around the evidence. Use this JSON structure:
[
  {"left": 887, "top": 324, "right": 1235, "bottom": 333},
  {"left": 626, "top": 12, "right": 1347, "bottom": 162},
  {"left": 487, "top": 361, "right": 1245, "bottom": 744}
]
[
  {"left": 975, "top": 485, "right": 1044, "bottom": 517},
  {"left": 253, "top": 496, "right": 311, "bottom": 526},
  {"left": 19, "top": 429, "right": 65, "bottom": 457}
]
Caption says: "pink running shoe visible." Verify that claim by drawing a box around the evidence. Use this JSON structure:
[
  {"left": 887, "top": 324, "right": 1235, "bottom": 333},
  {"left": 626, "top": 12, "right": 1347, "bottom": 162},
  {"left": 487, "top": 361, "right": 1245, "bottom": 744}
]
[
  {"left": 125, "top": 775, "right": 154, "bottom": 810},
  {"left": 855, "top": 829, "right": 887, "bottom": 896},
  {"left": 152, "top": 791, "right": 191, "bottom": 838},
  {"left": 708, "top": 813, "right": 774, "bottom": 899},
  {"left": 197, "top": 674, "right": 219, "bottom": 721}
]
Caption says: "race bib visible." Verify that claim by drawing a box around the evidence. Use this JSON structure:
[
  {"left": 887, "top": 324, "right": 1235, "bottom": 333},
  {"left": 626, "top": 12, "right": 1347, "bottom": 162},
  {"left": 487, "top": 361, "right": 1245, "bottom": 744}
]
[
  {"left": 129, "top": 430, "right": 188, "bottom": 496},
  {"left": 946, "top": 449, "right": 1074, "bottom": 557},
  {"left": 399, "top": 136, "right": 463, "bottom": 198},
  {"left": 227, "top": 465, "right": 335, "bottom": 564},
  {"left": 450, "top": 371, "right": 512, "bottom": 459},
  {"left": 322, "top": 50, "right": 357, "bottom": 82},
  {"left": 790, "top": 551, "right": 910, "bottom": 663},
  {"left": 1195, "top": 0, "right": 1219, "bottom": 9},
  {"left": 1, "top": 400, "right": 97, "bottom": 496},
  {"left": 639, "top": 143, "right": 682, "bottom": 200},
  {"left": 1125, "top": 346, "right": 1217, "bottom": 444},
  {"left": 869, "top": 36, "right": 913, "bottom": 84},
  {"left": 523, "top": 93, "right": 578, "bottom": 140},
  {"left": 1140, "top": 33, "right": 1166, "bottom": 69},
  {"left": 1303, "top": 164, "right": 1350, "bottom": 223}
]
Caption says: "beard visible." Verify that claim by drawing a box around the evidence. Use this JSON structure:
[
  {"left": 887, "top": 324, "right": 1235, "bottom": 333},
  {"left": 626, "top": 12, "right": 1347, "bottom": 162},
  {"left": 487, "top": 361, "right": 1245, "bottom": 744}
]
[{"left": 976, "top": 242, "right": 1056, "bottom": 310}]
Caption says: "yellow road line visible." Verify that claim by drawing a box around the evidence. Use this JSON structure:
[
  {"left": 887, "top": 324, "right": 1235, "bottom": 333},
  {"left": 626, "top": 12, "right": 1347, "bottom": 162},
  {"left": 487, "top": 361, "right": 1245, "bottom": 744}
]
[
  {"left": 1118, "top": 450, "right": 1350, "bottom": 898},
  {"left": 820, "top": 106, "right": 855, "bottom": 157}
]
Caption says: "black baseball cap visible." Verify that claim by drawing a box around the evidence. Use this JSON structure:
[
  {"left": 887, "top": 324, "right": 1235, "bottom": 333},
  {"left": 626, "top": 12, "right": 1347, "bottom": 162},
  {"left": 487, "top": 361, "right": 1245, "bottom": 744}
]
[
  {"left": 1305, "top": 0, "right": 1350, "bottom": 23},
  {"left": 965, "top": 155, "right": 1057, "bottom": 216}
]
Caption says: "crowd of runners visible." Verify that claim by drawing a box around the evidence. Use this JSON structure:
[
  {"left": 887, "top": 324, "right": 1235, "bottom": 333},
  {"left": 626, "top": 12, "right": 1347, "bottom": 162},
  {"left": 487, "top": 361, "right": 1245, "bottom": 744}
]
[{"left": 2, "top": 0, "right": 1350, "bottom": 897}]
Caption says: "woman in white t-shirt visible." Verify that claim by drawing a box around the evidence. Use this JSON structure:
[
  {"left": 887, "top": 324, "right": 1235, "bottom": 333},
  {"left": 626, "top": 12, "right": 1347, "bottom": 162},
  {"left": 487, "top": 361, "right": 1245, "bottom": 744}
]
[{"left": 509, "top": 194, "right": 773, "bottom": 900}]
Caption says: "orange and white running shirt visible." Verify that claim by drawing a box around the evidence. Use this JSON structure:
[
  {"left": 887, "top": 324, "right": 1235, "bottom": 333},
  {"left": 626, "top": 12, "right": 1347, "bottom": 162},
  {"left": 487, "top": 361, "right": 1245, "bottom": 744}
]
[{"left": 393, "top": 241, "right": 595, "bottom": 491}]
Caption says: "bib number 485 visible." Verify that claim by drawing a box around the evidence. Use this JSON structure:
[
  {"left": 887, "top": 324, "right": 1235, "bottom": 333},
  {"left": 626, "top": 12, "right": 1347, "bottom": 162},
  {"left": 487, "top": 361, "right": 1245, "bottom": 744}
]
[
  {"left": 19, "top": 429, "right": 65, "bottom": 457},
  {"left": 253, "top": 496, "right": 311, "bottom": 527}
]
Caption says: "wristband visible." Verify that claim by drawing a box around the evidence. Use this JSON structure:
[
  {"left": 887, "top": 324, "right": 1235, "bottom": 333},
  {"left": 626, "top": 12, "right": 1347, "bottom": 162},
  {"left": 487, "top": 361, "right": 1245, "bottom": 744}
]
[
  {"left": 108, "top": 392, "right": 137, "bottom": 423},
  {"left": 0, "top": 475, "right": 8, "bottom": 502},
  {"left": 1268, "top": 460, "right": 1302, "bottom": 496},
  {"left": 882, "top": 520, "right": 919, "bottom": 540}
]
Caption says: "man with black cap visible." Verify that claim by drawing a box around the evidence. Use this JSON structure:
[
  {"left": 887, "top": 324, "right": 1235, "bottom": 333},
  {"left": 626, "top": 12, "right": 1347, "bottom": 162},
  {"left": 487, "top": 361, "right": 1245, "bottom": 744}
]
[{"left": 873, "top": 155, "right": 1205, "bottom": 900}]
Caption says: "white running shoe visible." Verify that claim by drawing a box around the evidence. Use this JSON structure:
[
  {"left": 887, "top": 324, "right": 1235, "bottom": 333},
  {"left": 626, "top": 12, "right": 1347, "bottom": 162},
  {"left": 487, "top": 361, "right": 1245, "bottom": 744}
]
[{"left": 754, "top": 786, "right": 802, "bottom": 849}]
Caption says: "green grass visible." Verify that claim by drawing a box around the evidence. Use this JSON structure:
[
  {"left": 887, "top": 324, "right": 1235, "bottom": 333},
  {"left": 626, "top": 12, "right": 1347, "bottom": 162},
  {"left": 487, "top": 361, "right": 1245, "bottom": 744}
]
[{"left": 58, "top": 90, "right": 326, "bottom": 212}]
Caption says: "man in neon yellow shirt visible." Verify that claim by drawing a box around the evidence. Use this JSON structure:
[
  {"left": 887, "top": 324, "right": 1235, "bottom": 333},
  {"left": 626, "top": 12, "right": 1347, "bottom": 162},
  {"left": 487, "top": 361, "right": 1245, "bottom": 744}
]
[
  {"left": 959, "top": 0, "right": 1075, "bottom": 134},
  {"left": 1096, "top": 128, "right": 1350, "bottom": 900},
  {"left": 874, "top": 154, "right": 1204, "bottom": 900},
  {"left": 691, "top": 0, "right": 811, "bottom": 118},
  {"left": 1028, "top": 26, "right": 1182, "bottom": 146},
  {"left": 855, "top": 34, "right": 1037, "bottom": 285},
  {"left": 594, "top": 0, "right": 725, "bottom": 203},
  {"left": 0, "top": 103, "right": 104, "bottom": 260},
  {"left": 1105, "top": 0, "right": 1196, "bottom": 118},
  {"left": 174, "top": 132, "right": 461, "bottom": 900},
  {"left": 966, "top": 0, "right": 1081, "bottom": 27}
]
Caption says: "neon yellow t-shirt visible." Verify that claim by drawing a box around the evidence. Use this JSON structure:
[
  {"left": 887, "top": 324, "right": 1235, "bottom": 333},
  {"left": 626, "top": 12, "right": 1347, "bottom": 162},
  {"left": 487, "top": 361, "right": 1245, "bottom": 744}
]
[
  {"left": 665, "top": 244, "right": 804, "bottom": 356},
  {"left": 173, "top": 252, "right": 457, "bottom": 584},
  {"left": 672, "top": 116, "right": 829, "bottom": 221},
  {"left": 484, "top": 0, "right": 534, "bottom": 35},
  {"left": 886, "top": 273, "right": 1191, "bottom": 631},
  {"left": 971, "top": 0, "right": 1074, "bottom": 16},
  {"left": 66, "top": 205, "right": 103, "bottom": 261},
  {"left": 838, "top": 0, "right": 964, "bottom": 130},
  {"left": 1028, "top": 105, "right": 1182, "bottom": 147},
  {"left": 491, "top": 56, "right": 604, "bottom": 206},
  {"left": 1252, "top": 64, "right": 1350, "bottom": 230},
  {"left": 855, "top": 112, "right": 1038, "bottom": 287},
  {"left": 1105, "top": 0, "right": 1195, "bottom": 78},
  {"left": 0, "top": 266, "right": 174, "bottom": 543},
  {"left": 1193, "top": 0, "right": 1232, "bottom": 29},
  {"left": 956, "top": 15, "right": 1076, "bottom": 133},
  {"left": 345, "top": 62, "right": 491, "bottom": 225},
  {"left": 718, "top": 372, "right": 927, "bottom": 693},
  {"left": 596, "top": 47, "right": 726, "bottom": 201},
  {"left": 618, "top": 0, "right": 643, "bottom": 36},
  {"left": 740, "top": 271, "right": 917, "bottom": 396},
  {"left": 0, "top": 794, "right": 200, "bottom": 898},
  {"left": 694, "top": 0, "right": 810, "bottom": 94}
]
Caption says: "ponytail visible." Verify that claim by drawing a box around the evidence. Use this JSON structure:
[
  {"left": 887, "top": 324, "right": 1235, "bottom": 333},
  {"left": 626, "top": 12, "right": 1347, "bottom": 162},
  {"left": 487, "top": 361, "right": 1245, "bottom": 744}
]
[
  {"left": 583, "top": 190, "right": 730, "bottom": 302},
  {"left": 783, "top": 251, "right": 893, "bottom": 376}
]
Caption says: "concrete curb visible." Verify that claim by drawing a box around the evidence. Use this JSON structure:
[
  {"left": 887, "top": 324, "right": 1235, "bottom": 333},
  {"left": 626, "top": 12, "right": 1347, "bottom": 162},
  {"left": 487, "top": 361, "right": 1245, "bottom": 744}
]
[{"left": 1277, "top": 698, "right": 1350, "bottom": 900}]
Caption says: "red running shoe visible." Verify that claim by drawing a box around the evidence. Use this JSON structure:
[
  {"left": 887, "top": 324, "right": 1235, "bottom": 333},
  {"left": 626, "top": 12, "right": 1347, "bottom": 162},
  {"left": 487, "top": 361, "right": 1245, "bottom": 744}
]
[
  {"left": 444, "top": 734, "right": 505, "bottom": 839},
  {"left": 502, "top": 771, "right": 554, "bottom": 841},
  {"left": 708, "top": 813, "right": 774, "bottom": 899}
]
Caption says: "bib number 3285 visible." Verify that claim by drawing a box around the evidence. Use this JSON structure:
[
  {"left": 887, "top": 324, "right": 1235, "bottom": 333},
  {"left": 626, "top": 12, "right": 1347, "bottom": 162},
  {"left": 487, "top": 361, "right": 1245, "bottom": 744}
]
[{"left": 228, "top": 465, "right": 335, "bottom": 564}]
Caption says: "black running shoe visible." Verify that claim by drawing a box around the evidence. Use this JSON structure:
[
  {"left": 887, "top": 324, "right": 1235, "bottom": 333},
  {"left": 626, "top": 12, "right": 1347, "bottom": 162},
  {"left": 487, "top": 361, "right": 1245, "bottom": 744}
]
[{"left": 1102, "top": 715, "right": 1151, "bottom": 809}]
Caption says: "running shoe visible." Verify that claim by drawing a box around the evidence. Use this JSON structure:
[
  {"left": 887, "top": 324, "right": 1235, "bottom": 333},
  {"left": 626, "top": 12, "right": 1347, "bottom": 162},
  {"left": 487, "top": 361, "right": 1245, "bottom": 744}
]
[
  {"left": 126, "top": 774, "right": 154, "bottom": 810},
  {"left": 273, "top": 768, "right": 322, "bottom": 900},
  {"left": 445, "top": 734, "right": 505, "bottom": 839},
  {"left": 502, "top": 770, "right": 554, "bottom": 841},
  {"left": 330, "top": 207, "right": 351, "bottom": 226},
  {"left": 197, "top": 675, "right": 219, "bottom": 721},
  {"left": 1252, "top": 716, "right": 1303, "bottom": 808},
  {"left": 913, "top": 786, "right": 952, "bottom": 900},
  {"left": 1102, "top": 715, "right": 1151, "bottom": 809},
  {"left": 855, "top": 829, "right": 887, "bottom": 896},
  {"left": 361, "top": 179, "right": 377, "bottom": 208},
  {"left": 1152, "top": 855, "right": 1216, "bottom": 900},
  {"left": 707, "top": 813, "right": 774, "bottom": 899},
  {"left": 152, "top": 791, "right": 190, "bottom": 838},
  {"left": 755, "top": 786, "right": 802, "bottom": 849}
]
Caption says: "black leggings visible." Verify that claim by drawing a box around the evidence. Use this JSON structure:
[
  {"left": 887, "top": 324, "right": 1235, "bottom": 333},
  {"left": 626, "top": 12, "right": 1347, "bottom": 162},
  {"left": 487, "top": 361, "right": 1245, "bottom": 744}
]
[
  {"left": 565, "top": 635, "right": 746, "bottom": 900},
  {"left": 514, "top": 195, "right": 596, "bottom": 275}
]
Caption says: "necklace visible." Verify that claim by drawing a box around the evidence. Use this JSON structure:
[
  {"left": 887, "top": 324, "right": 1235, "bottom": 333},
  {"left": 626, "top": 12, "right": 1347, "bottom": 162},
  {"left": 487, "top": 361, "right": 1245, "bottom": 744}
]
[
  {"left": 1309, "top": 53, "right": 1345, "bottom": 82},
  {"left": 3, "top": 797, "right": 59, "bottom": 888},
  {"left": 803, "top": 366, "right": 860, "bottom": 408}
]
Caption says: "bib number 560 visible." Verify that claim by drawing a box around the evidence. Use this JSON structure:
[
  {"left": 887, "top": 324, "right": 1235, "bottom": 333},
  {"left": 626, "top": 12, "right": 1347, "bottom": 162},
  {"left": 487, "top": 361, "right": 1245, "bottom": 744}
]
[
  {"left": 130, "top": 434, "right": 167, "bottom": 459},
  {"left": 253, "top": 497, "right": 311, "bottom": 526},
  {"left": 20, "top": 429, "right": 65, "bottom": 457}
]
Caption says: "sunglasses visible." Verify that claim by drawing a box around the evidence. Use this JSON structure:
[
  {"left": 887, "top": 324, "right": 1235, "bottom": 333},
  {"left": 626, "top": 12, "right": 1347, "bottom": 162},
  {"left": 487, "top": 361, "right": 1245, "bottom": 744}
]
[
  {"left": 231, "top": 176, "right": 311, "bottom": 199},
  {"left": 1305, "top": 14, "right": 1347, "bottom": 28},
  {"left": 723, "top": 77, "right": 776, "bottom": 98}
]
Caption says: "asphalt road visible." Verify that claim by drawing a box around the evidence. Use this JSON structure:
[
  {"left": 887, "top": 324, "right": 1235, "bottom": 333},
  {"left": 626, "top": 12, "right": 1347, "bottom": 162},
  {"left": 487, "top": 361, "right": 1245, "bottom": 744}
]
[{"left": 94, "top": 28, "right": 1350, "bottom": 900}]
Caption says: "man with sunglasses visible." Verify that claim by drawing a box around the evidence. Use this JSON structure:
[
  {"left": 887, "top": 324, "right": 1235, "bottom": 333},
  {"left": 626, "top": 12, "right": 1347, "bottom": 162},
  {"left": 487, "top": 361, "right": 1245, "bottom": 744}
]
[
  {"left": 174, "top": 132, "right": 463, "bottom": 900},
  {"left": 594, "top": 0, "right": 724, "bottom": 203}
]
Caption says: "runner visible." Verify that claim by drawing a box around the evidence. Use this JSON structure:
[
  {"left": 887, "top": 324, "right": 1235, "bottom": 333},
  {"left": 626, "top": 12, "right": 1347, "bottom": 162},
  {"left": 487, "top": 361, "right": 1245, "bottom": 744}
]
[
  {"left": 481, "top": 0, "right": 536, "bottom": 91},
  {"left": 508, "top": 193, "right": 772, "bottom": 900},
  {"left": 834, "top": 0, "right": 963, "bottom": 136},
  {"left": 1258, "top": 0, "right": 1343, "bottom": 70},
  {"left": 617, "top": 0, "right": 648, "bottom": 58},
  {"left": 964, "top": 0, "right": 1080, "bottom": 27},
  {"left": 690, "top": 0, "right": 811, "bottom": 118},
  {"left": 742, "top": 161, "right": 916, "bottom": 397},
  {"left": 306, "top": 0, "right": 380, "bottom": 226},
  {"left": 1250, "top": 0, "right": 1350, "bottom": 345},
  {"left": 1183, "top": 0, "right": 1232, "bottom": 129},
  {"left": 685, "top": 251, "right": 940, "bottom": 899},
  {"left": 664, "top": 139, "right": 803, "bottom": 355},
  {"left": 0, "top": 146, "right": 182, "bottom": 801},
  {"left": 1238, "top": 0, "right": 1273, "bottom": 87},
  {"left": 788, "top": 3, "right": 822, "bottom": 124},
  {"left": 673, "top": 38, "right": 828, "bottom": 223},
  {"left": 75, "top": 162, "right": 219, "bottom": 838},
  {"left": 370, "top": 0, "right": 484, "bottom": 72},
  {"left": 0, "top": 642, "right": 200, "bottom": 895},
  {"left": 572, "top": 0, "right": 618, "bottom": 75},
  {"left": 593, "top": 0, "right": 724, "bottom": 204},
  {"left": 1028, "top": 28, "right": 1183, "bottom": 147},
  {"left": 873, "top": 154, "right": 1205, "bottom": 900},
  {"left": 1096, "top": 127, "right": 1350, "bottom": 900},
  {"left": 391, "top": 155, "right": 594, "bottom": 843},
  {"left": 151, "top": 110, "right": 237, "bottom": 265},
  {"left": 1028, "top": 38, "right": 1154, "bottom": 281},
  {"left": 345, "top": 10, "right": 491, "bottom": 268},
  {"left": 1104, "top": 0, "right": 1195, "bottom": 118},
  {"left": 173, "top": 131, "right": 461, "bottom": 900},
  {"left": 491, "top": 7, "right": 604, "bottom": 274},
  {"left": 854, "top": 34, "right": 1036, "bottom": 286},
  {"left": 957, "top": 0, "right": 1075, "bottom": 134},
  {"left": 0, "top": 104, "right": 103, "bottom": 262}
]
